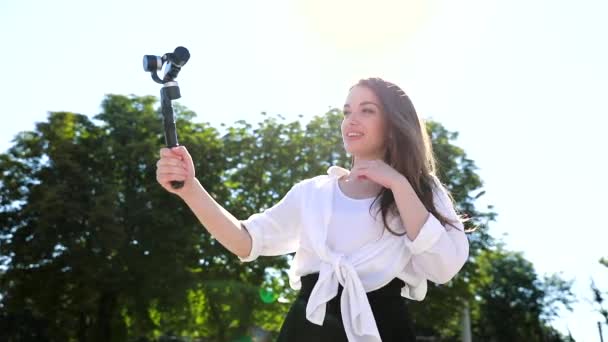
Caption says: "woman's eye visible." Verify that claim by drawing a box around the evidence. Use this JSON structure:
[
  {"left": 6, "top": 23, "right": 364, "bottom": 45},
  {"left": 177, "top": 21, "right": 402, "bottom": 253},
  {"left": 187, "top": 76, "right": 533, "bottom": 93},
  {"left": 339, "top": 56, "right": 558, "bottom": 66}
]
[
  {"left": 343, "top": 111, "right": 351, "bottom": 116},
  {"left": 363, "top": 108, "right": 374, "bottom": 114}
]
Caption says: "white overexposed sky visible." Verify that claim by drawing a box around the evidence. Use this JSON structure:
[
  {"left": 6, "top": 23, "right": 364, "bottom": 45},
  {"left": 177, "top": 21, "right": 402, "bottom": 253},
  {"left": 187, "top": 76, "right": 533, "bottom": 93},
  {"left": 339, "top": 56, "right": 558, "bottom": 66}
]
[{"left": 1, "top": 0, "right": 607, "bottom": 340}]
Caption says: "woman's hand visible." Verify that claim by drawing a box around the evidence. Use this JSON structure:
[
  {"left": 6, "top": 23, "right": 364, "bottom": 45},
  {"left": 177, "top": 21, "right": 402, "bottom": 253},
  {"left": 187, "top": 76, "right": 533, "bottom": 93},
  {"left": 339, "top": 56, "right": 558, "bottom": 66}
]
[
  {"left": 348, "top": 159, "right": 406, "bottom": 190},
  {"left": 156, "top": 146, "right": 196, "bottom": 196}
]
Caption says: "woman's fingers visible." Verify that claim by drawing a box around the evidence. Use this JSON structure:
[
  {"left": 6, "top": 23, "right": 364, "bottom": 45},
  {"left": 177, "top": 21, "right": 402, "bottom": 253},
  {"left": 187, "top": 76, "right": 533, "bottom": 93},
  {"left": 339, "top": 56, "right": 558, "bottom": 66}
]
[
  {"left": 156, "top": 170, "right": 187, "bottom": 183},
  {"left": 156, "top": 156, "right": 188, "bottom": 176},
  {"left": 156, "top": 146, "right": 195, "bottom": 194},
  {"left": 171, "top": 146, "right": 193, "bottom": 164},
  {"left": 169, "top": 146, "right": 195, "bottom": 177},
  {"left": 156, "top": 158, "right": 186, "bottom": 169},
  {"left": 157, "top": 166, "right": 187, "bottom": 176},
  {"left": 160, "top": 147, "right": 183, "bottom": 159},
  {"left": 157, "top": 173, "right": 187, "bottom": 182}
]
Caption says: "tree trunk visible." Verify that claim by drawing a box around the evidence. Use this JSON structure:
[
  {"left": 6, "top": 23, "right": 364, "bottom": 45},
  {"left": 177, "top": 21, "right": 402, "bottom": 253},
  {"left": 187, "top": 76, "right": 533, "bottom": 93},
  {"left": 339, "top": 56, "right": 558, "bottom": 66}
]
[{"left": 96, "top": 291, "right": 117, "bottom": 342}]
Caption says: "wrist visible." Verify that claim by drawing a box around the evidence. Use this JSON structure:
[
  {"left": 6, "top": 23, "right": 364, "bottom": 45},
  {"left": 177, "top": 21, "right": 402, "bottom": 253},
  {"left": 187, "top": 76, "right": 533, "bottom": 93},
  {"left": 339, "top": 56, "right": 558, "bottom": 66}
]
[
  {"left": 178, "top": 178, "right": 202, "bottom": 202},
  {"left": 389, "top": 174, "right": 408, "bottom": 191}
]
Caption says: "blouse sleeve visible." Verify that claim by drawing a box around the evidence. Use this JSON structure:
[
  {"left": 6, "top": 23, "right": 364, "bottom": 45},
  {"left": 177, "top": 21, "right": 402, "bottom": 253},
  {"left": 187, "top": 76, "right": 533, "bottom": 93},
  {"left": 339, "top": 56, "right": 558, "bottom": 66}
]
[
  {"left": 403, "top": 177, "right": 470, "bottom": 284},
  {"left": 238, "top": 181, "right": 303, "bottom": 262}
]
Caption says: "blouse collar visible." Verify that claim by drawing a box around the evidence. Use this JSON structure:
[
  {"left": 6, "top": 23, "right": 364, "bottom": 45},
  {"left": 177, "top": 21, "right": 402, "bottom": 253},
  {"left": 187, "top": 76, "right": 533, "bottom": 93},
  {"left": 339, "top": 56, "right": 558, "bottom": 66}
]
[{"left": 326, "top": 165, "right": 350, "bottom": 179}]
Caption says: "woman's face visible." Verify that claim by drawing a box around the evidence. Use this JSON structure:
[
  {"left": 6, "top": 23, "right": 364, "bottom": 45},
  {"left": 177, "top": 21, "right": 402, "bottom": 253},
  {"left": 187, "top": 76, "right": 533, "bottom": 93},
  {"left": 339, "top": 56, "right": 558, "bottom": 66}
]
[{"left": 341, "top": 85, "right": 388, "bottom": 160}]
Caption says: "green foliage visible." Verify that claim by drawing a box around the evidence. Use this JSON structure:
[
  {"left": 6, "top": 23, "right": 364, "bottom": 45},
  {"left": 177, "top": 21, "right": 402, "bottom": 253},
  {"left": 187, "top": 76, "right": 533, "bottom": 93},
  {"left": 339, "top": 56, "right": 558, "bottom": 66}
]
[
  {"left": 0, "top": 95, "right": 575, "bottom": 341},
  {"left": 408, "top": 120, "right": 495, "bottom": 338},
  {"left": 591, "top": 257, "right": 608, "bottom": 325},
  {"left": 469, "top": 244, "right": 575, "bottom": 342},
  {"left": 0, "top": 96, "right": 207, "bottom": 341}
]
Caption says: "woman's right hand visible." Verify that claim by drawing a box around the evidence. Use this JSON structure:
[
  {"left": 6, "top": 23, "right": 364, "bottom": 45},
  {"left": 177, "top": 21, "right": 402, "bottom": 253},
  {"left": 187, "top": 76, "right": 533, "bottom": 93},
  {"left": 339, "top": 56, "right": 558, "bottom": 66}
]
[{"left": 156, "top": 146, "right": 196, "bottom": 196}]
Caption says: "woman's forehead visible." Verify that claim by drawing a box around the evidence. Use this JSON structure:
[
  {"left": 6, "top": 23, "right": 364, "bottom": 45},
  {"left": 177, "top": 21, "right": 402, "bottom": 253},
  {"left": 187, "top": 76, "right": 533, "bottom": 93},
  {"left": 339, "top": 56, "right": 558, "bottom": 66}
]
[{"left": 345, "top": 85, "right": 380, "bottom": 106}]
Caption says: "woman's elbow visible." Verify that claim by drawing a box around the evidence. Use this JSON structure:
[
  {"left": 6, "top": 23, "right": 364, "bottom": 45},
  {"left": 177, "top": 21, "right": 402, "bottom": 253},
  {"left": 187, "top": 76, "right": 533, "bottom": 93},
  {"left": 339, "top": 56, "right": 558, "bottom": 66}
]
[
  {"left": 410, "top": 227, "right": 470, "bottom": 284},
  {"left": 434, "top": 258, "right": 467, "bottom": 284},
  {"left": 428, "top": 245, "right": 469, "bottom": 284}
]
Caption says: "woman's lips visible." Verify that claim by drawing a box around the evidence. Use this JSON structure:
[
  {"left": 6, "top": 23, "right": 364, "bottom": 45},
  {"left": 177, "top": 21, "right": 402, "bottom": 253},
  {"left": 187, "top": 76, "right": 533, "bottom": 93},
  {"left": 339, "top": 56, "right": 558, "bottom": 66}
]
[{"left": 345, "top": 134, "right": 364, "bottom": 141}]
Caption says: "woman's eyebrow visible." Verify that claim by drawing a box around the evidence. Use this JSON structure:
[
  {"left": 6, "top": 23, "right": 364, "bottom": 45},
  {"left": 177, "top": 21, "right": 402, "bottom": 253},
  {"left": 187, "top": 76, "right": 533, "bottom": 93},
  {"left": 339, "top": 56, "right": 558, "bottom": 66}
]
[{"left": 343, "top": 101, "right": 380, "bottom": 108}]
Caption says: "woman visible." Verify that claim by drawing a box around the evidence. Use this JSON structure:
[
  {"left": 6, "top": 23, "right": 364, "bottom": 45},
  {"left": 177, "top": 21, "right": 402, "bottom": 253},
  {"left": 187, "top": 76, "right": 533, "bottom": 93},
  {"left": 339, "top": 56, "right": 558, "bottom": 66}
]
[{"left": 156, "top": 77, "right": 470, "bottom": 341}]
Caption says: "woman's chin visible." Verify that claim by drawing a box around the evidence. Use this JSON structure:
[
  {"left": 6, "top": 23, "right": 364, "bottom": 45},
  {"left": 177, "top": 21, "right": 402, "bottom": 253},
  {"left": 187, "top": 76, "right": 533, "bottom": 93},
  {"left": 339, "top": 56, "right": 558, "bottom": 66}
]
[
  {"left": 344, "top": 144, "right": 380, "bottom": 158},
  {"left": 345, "top": 149, "right": 366, "bottom": 158},
  {"left": 344, "top": 147, "right": 358, "bottom": 155}
]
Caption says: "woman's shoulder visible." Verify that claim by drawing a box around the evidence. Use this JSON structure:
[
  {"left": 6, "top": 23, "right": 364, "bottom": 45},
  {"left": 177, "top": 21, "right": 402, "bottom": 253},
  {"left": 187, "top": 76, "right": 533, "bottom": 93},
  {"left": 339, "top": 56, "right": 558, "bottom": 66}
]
[
  {"left": 426, "top": 173, "right": 458, "bottom": 212},
  {"left": 296, "top": 166, "right": 346, "bottom": 186},
  {"left": 428, "top": 173, "right": 448, "bottom": 194},
  {"left": 327, "top": 165, "right": 349, "bottom": 178},
  {"left": 295, "top": 175, "right": 329, "bottom": 189}
]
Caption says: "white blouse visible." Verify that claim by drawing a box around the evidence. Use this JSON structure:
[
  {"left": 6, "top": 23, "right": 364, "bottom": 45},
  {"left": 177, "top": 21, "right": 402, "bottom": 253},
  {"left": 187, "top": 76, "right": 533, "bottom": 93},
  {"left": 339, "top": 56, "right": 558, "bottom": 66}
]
[
  {"left": 239, "top": 166, "right": 469, "bottom": 342},
  {"left": 327, "top": 180, "right": 384, "bottom": 255}
]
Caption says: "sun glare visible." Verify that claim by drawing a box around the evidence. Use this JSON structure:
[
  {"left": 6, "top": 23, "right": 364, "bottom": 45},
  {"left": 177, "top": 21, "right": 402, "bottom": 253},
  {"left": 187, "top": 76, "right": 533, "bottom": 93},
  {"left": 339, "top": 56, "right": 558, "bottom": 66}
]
[{"left": 292, "top": 0, "right": 437, "bottom": 56}]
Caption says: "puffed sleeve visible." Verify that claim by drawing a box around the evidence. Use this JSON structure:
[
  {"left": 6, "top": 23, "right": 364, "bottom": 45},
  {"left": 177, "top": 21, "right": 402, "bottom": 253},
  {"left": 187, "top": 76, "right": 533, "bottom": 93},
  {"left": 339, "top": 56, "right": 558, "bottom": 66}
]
[
  {"left": 238, "top": 181, "right": 303, "bottom": 262},
  {"left": 403, "top": 176, "right": 470, "bottom": 284}
]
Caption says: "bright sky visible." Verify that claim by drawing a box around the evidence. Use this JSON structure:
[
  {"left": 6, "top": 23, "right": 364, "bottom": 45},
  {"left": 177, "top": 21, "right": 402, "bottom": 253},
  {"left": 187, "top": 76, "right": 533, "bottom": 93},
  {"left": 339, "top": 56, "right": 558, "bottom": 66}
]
[{"left": 1, "top": 0, "right": 607, "bottom": 340}]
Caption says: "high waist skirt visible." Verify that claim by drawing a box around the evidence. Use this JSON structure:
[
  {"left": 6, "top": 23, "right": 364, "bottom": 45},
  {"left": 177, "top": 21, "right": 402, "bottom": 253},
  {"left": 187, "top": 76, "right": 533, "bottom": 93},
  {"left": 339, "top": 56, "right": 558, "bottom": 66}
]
[{"left": 276, "top": 272, "right": 416, "bottom": 341}]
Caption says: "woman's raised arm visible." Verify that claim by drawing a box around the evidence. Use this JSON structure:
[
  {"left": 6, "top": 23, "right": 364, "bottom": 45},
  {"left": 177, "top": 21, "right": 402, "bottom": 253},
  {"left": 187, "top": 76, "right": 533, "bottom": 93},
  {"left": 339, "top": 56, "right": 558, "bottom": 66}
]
[{"left": 156, "top": 146, "right": 253, "bottom": 258}]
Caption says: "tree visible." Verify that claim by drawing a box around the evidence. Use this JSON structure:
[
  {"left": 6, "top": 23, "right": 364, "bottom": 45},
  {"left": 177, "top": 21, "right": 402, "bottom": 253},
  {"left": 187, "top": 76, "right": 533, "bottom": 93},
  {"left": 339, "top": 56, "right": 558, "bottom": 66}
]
[
  {"left": 408, "top": 122, "right": 574, "bottom": 341},
  {"left": 0, "top": 94, "right": 574, "bottom": 340},
  {"left": 0, "top": 96, "right": 227, "bottom": 340},
  {"left": 591, "top": 257, "right": 608, "bottom": 325},
  {"left": 469, "top": 243, "right": 575, "bottom": 342},
  {"left": 408, "top": 121, "right": 496, "bottom": 338},
  {"left": 0, "top": 98, "right": 356, "bottom": 341}
]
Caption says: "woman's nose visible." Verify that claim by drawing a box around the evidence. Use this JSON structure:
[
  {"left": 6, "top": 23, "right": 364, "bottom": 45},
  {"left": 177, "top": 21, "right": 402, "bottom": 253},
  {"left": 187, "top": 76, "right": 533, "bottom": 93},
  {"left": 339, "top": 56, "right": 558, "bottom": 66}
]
[
  {"left": 347, "top": 119, "right": 362, "bottom": 128},
  {"left": 345, "top": 113, "right": 361, "bottom": 125}
]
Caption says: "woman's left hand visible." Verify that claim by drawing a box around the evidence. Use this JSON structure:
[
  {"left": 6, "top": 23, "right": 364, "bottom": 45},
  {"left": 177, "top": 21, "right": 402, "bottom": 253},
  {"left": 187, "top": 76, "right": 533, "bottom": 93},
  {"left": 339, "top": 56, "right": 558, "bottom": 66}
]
[{"left": 349, "top": 160, "right": 406, "bottom": 190}]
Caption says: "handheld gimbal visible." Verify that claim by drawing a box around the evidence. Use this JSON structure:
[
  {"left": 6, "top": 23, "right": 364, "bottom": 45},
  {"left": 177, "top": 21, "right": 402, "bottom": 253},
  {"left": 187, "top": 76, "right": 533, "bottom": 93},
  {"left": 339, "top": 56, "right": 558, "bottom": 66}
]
[{"left": 143, "top": 46, "right": 190, "bottom": 189}]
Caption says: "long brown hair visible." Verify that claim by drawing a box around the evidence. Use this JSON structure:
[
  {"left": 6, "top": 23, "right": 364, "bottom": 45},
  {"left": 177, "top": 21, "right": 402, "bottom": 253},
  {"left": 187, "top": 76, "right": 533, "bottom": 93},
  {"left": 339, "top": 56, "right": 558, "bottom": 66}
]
[{"left": 350, "top": 77, "right": 463, "bottom": 235}]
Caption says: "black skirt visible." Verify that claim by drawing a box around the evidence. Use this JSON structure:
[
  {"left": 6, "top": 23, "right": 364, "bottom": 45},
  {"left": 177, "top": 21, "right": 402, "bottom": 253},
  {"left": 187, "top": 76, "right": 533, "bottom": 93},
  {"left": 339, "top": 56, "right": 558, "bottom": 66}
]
[{"left": 276, "top": 272, "right": 416, "bottom": 341}]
